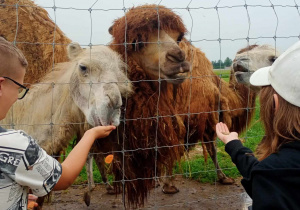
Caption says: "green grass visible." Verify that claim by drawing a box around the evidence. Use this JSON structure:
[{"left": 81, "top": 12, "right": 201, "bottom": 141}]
[
  {"left": 213, "top": 69, "right": 231, "bottom": 82},
  {"left": 66, "top": 73, "right": 264, "bottom": 184}
]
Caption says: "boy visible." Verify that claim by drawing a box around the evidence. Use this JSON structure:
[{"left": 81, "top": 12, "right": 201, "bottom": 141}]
[{"left": 0, "top": 37, "right": 116, "bottom": 209}]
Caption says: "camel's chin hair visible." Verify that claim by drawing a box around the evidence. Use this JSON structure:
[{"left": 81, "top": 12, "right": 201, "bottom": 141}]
[
  {"left": 165, "top": 77, "right": 186, "bottom": 85},
  {"left": 89, "top": 114, "right": 120, "bottom": 127},
  {"left": 234, "top": 71, "right": 252, "bottom": 85}
]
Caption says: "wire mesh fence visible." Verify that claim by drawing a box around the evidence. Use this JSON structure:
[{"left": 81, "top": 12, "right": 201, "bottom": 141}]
[{"left": 0, "top": 0, "right": 299, "bottom": 209}]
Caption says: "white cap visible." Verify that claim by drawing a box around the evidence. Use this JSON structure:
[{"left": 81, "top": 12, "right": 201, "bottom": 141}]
[{"left": 250, "top": 41, "right": 300, "bottom": 107}]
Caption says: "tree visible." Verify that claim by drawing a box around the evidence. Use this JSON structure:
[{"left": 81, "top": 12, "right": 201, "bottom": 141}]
[{"left": 224, "top": 57, "right": 232, "bottom": 67}]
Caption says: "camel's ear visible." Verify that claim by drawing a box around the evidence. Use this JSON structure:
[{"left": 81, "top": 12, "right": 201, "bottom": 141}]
[
  {"left": 67, "top": 42, "right": 83, "bottom": 60},
  {"left": 108, "top": 26, "right": 113, "bottom": 35}
]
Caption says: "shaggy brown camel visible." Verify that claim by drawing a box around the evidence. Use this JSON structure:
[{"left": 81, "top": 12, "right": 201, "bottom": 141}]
[
  {"left": 100, "top": 5, "right": 282, "bottom": 208},
  {"left": 0, "top": 42, "right": 133, "bottom": 209},
  {"left": 0, "top": 0, "right": 71, "bottom": 84},
  {"left": 98, "top": 4, "right": 234, "bottom": 208}
]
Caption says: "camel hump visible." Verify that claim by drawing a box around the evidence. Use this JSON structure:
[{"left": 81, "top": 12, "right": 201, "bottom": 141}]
[{"left": 67, "top": 42, "right": 84, "bottom": 60}]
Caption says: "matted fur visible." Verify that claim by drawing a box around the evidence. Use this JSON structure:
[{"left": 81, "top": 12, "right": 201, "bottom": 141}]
[
  {"left": 0, "top": 0, "right": 71, "bottom": 84},
  {"left": 110, "top": 4, "right": 187, "bottom": 55},
  {"left": 108, "top": 5, "right": 258, "bottom": 208}
]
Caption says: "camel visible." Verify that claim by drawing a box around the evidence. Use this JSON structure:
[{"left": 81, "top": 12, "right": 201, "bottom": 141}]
[
  {"left": 97, "top": 5, "right": 236, "bottom": 208},
  {"left": 222, "top": 44, "right": 280, "bottom": 134},
  {"left": 232, "top": 44, "right": 279, "bottom": 86},
  {"left": 0, "top": 0, "right": 71, "bottom": 85},
  {"left": 99, "top": 6, "right": 282, "bottom": 208},
  {"left": 0, "top": 42, "right": 133, "bottom": 208}
]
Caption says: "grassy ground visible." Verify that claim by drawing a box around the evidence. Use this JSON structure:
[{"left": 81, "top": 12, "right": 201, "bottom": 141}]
[{"left": 69, "top": 69, "right": 264, "bottom": 184}]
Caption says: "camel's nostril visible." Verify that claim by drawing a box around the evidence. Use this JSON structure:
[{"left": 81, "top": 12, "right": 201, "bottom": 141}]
[
  {"left": 166, "top": 50, "right": 185, "bottom": 63},
  {"left": 233, "top": 62, "right": 249, "bottom": 73}
]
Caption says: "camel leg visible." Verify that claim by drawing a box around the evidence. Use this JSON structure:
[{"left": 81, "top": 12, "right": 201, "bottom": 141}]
[
  {"left": 207, "top": 141, "right": 234, "bottom": 185},
  {"left": 162, "top": 168, "right": 179, "bottom": 194},
  {"left": 83, "top": 154, "right": 95, "bottom": 206},
  {"left": 93, "top": 153, "right": 117, "bottom": 195},
  {"left": 86, "top": 154, "right": 95, "bottom": 189}
]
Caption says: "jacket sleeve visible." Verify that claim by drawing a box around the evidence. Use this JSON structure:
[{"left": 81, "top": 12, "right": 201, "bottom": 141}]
[
  {"left": 11, "top": 131, "right": 62, "bottom": 197},
  {"left": 225, "top": 140, "right": 260, "bottom": 197}
]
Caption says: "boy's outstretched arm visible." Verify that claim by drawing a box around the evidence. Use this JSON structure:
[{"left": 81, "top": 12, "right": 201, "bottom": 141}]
[{"left": 53, "top": 125, "right": 116, "bottom": 191}]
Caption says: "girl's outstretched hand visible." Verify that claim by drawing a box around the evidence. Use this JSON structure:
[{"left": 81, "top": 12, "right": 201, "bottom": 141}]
[{"left": 216, "top": 122, "right": 238, "bottom": 144}]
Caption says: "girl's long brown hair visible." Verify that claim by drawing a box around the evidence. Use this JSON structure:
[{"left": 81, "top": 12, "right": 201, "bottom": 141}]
[{"left": 256, "top": 86, "right": 300, "bottom": 160}]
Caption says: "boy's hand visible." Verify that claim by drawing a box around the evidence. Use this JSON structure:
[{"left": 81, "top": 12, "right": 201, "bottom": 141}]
[
  {"left": 27, "top": 194, "right": 38, "bottom": 209},
  {"left": 216, "top": 122, "right": 238, "bottom": 144},
  {"left": 88, "top": 125, "right": 116, "bottom": 139}
]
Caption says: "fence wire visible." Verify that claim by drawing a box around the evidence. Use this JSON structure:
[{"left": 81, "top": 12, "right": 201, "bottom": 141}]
[{"left": 1, "top": 0, "right": 300, "bottom": 209}]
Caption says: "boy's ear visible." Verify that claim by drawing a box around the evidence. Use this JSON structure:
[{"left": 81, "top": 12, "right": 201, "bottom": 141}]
[
  {"left": 0, "top": 77, "right": 5, "bottom": 97},
  {"left": 273, "top": 94, "right": 279, "bottom": 112}
]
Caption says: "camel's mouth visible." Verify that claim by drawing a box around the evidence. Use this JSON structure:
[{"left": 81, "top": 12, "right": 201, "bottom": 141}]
[
  {"left": 232, "top": 60, "right": 255, "bottom": 85},
  {"left": 92, "top": 115, "right": 104, "bottom": 126},
  {"left": 162, "top": 61, "right": 190, "bottom": 84},
  {"left": 234, "top": 71, "right": 252, "bottom": 84}
]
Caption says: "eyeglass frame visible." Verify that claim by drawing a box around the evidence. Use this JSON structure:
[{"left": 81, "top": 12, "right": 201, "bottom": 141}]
[{"left": 1, "top": 76, "right": 29, "bottom": 99}]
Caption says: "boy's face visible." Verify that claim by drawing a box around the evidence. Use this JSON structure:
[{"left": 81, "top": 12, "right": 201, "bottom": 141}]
[{"left": 0, "top": 63, "right": 26, "bottom": 120}]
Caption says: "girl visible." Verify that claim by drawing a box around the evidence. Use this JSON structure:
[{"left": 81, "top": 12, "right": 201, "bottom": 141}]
[{"left": 216, "top": 41, "right": 300, "bottom": 210}]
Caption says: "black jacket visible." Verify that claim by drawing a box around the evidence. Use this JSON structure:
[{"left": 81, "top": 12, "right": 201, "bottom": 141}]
[{"left": 225, "top": 140, "right": 300, "bottom": 210}]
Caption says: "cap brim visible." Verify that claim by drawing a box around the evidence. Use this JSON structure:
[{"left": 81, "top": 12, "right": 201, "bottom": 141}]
[{"left": 249, "top": 66, "right": 271, "bottom": 87}]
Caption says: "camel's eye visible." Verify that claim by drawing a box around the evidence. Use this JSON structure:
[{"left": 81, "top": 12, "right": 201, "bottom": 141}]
[
  {"left": 138, "top": 41, "right": 144, "bottom": 50},
  {"left": 177, "top": 33, "right": 184, "bottom": 44},
  {"left": 268, "top": 56, "right": 277, "bottom": 63},
  {"left": 79, "top": 64, "right": 88, "bottom": 76},
  {"left": 132, "top": 38, "right": 144, "bottom": 51}
]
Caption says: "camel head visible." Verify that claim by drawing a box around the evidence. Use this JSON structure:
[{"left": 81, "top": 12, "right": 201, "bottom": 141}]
[
  {"left": 67, "top": 42, "right": 132, "bottom": 127},
  {"left": 109, "top": 5, "right": 190, "bottom": 85},
  {"left": 232, "top": 45, "right": 280, "bottom": 85}
]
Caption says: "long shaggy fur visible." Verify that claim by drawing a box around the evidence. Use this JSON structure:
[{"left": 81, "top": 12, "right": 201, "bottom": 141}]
[
  {"left": 108, "top": 5, "right": 257, "bottom": 208},
  {"left": 0, "top": 0, "right": 71, "bottom": 84}
]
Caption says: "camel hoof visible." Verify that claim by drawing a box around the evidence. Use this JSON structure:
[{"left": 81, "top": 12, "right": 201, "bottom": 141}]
[
  {"left": 84, "top": 191, "right": 91, "bottom": 206},
  {"left": 91, "top": 184, "right": 96, "bottom": 191},
  {"left": 162, "top": 185, "right": 179, "bottom": 194},
  {"left": 219, "top": 177, "right": 235, "bottom": 185},
  {"left": 106, "top": 185, "right": 122, "bottom": 195}
]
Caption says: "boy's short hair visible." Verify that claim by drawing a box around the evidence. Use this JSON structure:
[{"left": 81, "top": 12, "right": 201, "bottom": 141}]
[{"left": 0, "top": 37, "right": 28, "bottom": 76}]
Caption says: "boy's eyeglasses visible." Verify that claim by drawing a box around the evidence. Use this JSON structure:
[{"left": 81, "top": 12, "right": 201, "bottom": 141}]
[{"left": 2, "top": 76, "right": 29, "bottom": 99}]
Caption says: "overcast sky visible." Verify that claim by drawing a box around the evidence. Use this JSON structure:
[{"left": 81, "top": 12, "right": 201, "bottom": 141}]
[{"left": 35, "top": 0, "right": 300, "bottom": 61}]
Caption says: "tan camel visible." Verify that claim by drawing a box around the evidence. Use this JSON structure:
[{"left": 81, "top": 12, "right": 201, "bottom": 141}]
[
  {"left": 2, "top": 42, "right": 132, "bottom": 152},
  {"left": 0, "top": 42, "right": 133, "bottom": 208}
]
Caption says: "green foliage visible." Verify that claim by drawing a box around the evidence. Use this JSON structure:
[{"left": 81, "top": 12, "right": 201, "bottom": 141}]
[{"left": 212, "top": 57, "right": 232, "bottom": 69}]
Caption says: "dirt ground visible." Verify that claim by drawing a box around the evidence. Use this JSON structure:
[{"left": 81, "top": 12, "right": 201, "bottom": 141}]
[{"left": 43, "top": 176, "right": 252, "bottom": 210}]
